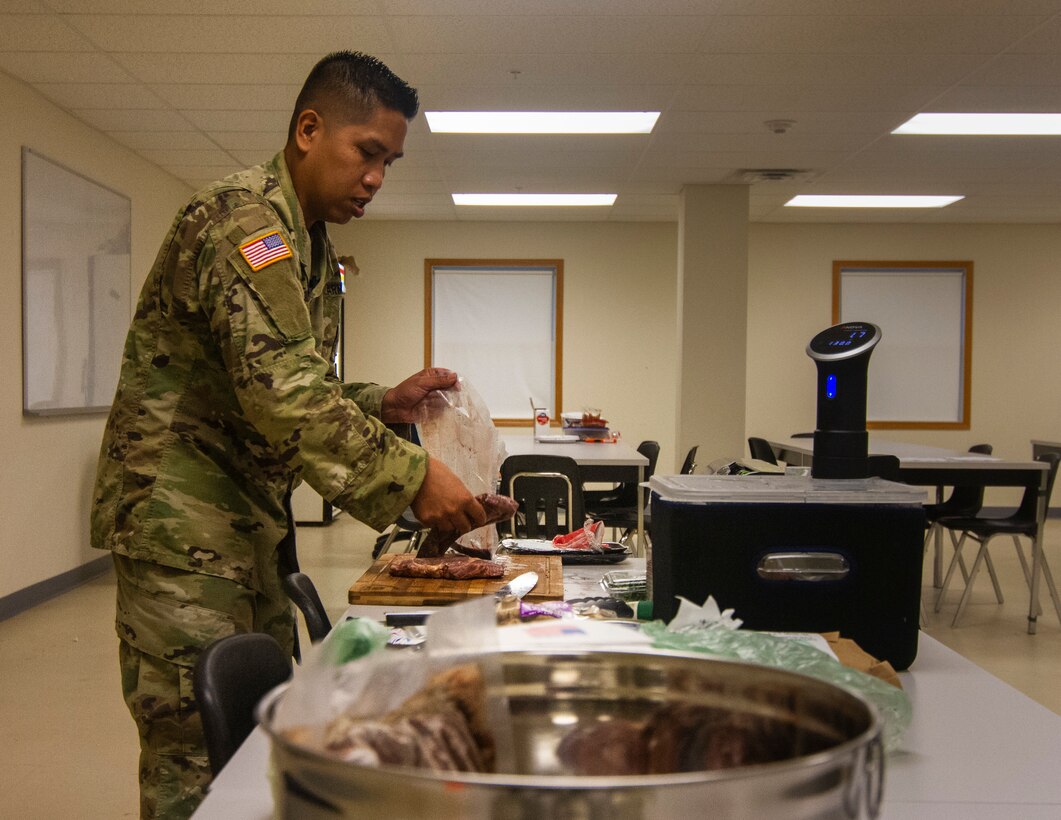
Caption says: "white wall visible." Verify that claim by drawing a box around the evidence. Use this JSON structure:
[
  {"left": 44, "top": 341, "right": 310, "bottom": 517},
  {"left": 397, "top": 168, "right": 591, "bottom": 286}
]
[
  {"left": 328, "top": 219, "right": 682, "bottom": 468},
  {"left": 0, "top": 70, "right": 189, "bottom": 599}
]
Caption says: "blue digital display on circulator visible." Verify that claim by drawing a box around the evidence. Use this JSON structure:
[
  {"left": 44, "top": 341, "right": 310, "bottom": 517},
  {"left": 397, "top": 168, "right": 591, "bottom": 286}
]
[{"left": 825, "top": 374, "right": 837, "bottom": 399}]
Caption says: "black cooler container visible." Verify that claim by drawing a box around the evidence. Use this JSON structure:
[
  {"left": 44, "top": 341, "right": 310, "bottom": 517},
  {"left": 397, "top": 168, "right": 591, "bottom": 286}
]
[{"left": 649, "top": 474, "right": 926, "bottom": 670}]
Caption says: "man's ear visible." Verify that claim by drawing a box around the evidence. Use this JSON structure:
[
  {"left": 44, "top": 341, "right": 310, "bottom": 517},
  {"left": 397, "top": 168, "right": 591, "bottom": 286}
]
[{"left": 293, "top": 109, "right": 324, "bottom": 153}]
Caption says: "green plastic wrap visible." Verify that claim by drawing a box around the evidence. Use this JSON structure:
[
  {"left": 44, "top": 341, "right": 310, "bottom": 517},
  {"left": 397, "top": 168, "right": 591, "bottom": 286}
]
[
  {"left": 641, "top": 621, "right": 912, "bottom": 751},
  {"left": 326, "top": 617, "right": 391, "bottom": 666}
]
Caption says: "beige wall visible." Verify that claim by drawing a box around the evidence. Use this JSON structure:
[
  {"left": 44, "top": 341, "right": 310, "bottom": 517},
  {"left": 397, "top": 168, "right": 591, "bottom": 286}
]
[
  {"left": 747, "top": 222, "right": 1061, "bottom": 505},
  {"left": 328, "top": 219, "right": 682, "bottom": 468},
  {"left": 1, "top": 71, "right": 189, "bottom": 599}
]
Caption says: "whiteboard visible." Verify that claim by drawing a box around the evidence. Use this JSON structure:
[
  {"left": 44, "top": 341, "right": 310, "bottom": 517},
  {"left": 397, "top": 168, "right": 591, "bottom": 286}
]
[
  {"left": 835, "top": 262, "right": 972, "bottom": 429},
  {"left": 21, "top": 149, "right": 131, "bottom": 415},
  {"left": 426, "top": 261, "right": 562, "bottom": 423}
]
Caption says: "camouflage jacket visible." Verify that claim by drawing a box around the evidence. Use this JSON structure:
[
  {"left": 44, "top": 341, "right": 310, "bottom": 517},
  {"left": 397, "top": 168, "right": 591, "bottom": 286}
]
[{"left": 91, "top": 152, "right": 426, "bottom": 592}]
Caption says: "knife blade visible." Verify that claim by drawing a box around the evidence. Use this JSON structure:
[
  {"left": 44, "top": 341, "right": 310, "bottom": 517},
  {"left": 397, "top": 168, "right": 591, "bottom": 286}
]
[{"left": 496, "top": 570, "right": 538, "bottom": 601}]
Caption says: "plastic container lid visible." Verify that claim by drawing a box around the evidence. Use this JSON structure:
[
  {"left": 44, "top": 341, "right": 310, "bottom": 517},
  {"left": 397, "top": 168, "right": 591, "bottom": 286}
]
[{"left": 648, "top": 474, "right": 927, "bottom": 505}]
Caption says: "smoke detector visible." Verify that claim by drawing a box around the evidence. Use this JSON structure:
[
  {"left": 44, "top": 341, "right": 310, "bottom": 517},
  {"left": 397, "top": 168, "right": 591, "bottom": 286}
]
[
  {"left": 736, "top": 169, "right": 818, "bottom": 184},
  {"left": 764, "top": 119, "right": 796, "bottom": 134}
]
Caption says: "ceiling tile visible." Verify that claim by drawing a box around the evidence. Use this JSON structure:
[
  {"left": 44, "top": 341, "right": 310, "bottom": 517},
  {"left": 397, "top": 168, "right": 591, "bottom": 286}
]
[
  {"left": 961, "top": 53, "right": 1061, "bottom": 86},
  {"left": 47, "top": 0, "right": 380, "bottom": 13},
  {"left": 34, "top": 82, "right": 167, "bottom": 110},
  {"left": 113, "top": 52, "right": 319, "bottom": 85},
  {"left": 105, "top": 131, "right": 218, "bottom": 150},
  {"left": 382, "top": 0, "right": 722, "bottom": 14},
  {"left": 696, "top": 14, "right": 1047, "bottom": 55},
  {"left": 136, "top": 148, "right": 239, "bottom": 166},
  {"left": 0, "top": 14, "right": 95, "bottom": 51},
  {"left": 150, "top": 83, "right": 301, "bottom": 111},
  {"left": 69, "top": 107, "right": 198, "bottom": 131},
  {"left": 934, "top": 84, "right": 1061, "bottom": 110},
  {"left": 180, "top": 109, "right": 291, "bottom": 131},
  {"left": 715, "top": 0, "right": 1061, "bottom": 14},
  {"left": 0, "top": 51, "right": 133, "bottom": 82},
  {"left": 671, "top": 83, "right": 947, "bottom": 113},
  {"left": 390, "top": 15, "right": 708, "bottom": 54},
  {"left": 228, "top": 149, "right": 282, "bottom": 166},
  {"left": 208, "top": 131, "right": 289, "bottom": 151},
  {"left": 159, "top": 163, "right": 244, "bottom": 179},
  {"left": 63, "top": 14, "right": 395, "bottom": 54}
]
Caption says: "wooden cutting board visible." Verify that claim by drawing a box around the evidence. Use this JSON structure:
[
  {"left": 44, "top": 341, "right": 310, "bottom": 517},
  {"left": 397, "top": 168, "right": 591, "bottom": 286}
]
[{"left": 348, "top": 553, "right": 563, "bottom": 606}]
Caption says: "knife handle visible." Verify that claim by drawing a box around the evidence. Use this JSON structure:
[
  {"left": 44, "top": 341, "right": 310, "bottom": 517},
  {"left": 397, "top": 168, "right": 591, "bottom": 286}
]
[{"left": 384, "top": 612, "right": 432, "bottom": 627}]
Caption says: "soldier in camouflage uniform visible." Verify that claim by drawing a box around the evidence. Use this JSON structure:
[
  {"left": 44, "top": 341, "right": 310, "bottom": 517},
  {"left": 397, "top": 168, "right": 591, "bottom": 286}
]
[{"left": 91, "top": 52, "right": 487, "bottom": 820}]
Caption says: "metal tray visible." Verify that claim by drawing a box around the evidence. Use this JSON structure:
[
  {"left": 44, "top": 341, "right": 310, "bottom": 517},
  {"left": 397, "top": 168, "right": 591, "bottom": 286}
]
[{"left": 499, "top": 539, "right": 629, "bottom": 565}]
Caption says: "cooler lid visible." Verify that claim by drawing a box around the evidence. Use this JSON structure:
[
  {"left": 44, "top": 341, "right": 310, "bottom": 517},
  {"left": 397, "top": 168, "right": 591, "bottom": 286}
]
[{"left": 649, "top": 474, "right": 927, "bottom": 505}]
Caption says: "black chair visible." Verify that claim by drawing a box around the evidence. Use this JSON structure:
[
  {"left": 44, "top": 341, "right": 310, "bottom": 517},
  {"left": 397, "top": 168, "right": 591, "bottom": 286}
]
[
  {"left": 282, "top": 571, "right": 332, "bottom": 644},
  {"left": 791, "top": 431, "right": 815, "bottom": 438},
  {"left": 680, "top": 445, "right": 699, "bottom": 475},
  {"left": 500, "top": 454, "right": 584, "bottom": 539},
  {"left": 193, "top": 633, "right": 292, "bottom": 776},
  {"left": 584, "top": 441, "right": 660, "bottom": 548},
  {"left": 747, "top": 437, "right": 779, "bottom": 465},
  {"left": 924, "top": 444, "right": 994, "bottom": 588},
  {"left": 935, "top": 452, "right": 1061, "bottom": 627},
  {"left": 584, "top": 440, "right": 660, "bottom": 513}
]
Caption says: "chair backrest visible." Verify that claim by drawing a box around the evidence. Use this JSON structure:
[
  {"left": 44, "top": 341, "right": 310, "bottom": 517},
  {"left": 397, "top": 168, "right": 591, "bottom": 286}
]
[
  {"left": 610, "top": 440, "right": 661, "bottom": 507},
  {"left": 1014, "top": 451, "right": 1061, "bottom": 527},
  {"left": 680, "top": 445, "right": 699, "bottom": 475},
  {"left": 500, "top": 454, "right": 584, "bottom": 538},
  {"left": 193, "top": 633, "right": 291, "bottom": 776},
  {"left": 282, "top": 572, "right": 332, "bottom": 644},
  {"left": 933, "top": 444, "right": 994, "bottom": 517},
  {"left": 748, "top": 437, "right": 778, "bottom": 465}
]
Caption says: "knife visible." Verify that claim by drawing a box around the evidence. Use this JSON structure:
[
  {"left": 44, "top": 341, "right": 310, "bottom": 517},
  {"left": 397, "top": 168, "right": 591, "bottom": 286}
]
[{"left": 496, "top": 570, "right": 538, "bottom": 601}]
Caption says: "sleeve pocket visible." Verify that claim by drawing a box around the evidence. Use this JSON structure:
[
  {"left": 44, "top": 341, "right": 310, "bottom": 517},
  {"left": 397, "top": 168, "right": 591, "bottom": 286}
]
[{"left": 228, "top": 239, "right": 312, "bottom": 343}]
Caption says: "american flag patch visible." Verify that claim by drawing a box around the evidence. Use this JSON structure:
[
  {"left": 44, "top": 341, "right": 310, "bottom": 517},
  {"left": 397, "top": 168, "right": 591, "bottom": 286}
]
[{"left": 239, "top": 231, "right": 292, "bottom": 271}]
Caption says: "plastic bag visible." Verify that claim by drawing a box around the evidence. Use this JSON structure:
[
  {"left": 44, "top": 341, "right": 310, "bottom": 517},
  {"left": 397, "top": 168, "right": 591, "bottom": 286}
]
[
  {"left": 272, "top": 598, "right": 517, "bottom": 773},
  {"left": 640, "top": 620, "right": 912, "bottom": 752},
  {"left": 415, "top": 376, "right": 508, "bottom": 555}
]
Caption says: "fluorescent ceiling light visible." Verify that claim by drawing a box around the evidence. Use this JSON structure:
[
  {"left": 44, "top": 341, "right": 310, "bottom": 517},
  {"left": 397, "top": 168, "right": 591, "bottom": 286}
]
[
  {"left": 893, "top": 113, "right": 1061, "bottom": 135},
  {"left": 426, "top": 111, "right": 659, "bottom": 134},
  {"left": 785, "top": 195, "right": 964, "bottom": 208},
  {"left": 453, "top": 193, "right": 617, "bottom": 207}
]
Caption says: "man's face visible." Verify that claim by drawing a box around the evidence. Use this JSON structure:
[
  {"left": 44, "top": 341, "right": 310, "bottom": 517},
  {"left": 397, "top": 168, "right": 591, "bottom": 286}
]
[{"left": 301, "top": 105, "right": 408, "bottom": 225}]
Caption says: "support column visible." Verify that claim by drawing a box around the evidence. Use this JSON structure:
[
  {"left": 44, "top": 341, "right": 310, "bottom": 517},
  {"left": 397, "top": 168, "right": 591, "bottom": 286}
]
[{"left": 675, "top": 185, "right": 750, "bottom": 471}]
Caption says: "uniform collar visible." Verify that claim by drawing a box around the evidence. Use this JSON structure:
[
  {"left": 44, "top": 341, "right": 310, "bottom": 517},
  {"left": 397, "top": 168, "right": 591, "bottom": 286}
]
[{"left": 264, "top": 152, "right": 335, "bottom": 297}]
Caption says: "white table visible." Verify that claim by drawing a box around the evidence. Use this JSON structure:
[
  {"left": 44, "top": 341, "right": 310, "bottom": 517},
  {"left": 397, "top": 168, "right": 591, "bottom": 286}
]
[
  {"left": 500, "top": 434, "right": 650, "bottom": 549},
  {"left": 768, "top": 436, "right": 1051, "bottom": 634},
  {"left": 193, "top": 559, "right": 1061, "bottom": 818}
]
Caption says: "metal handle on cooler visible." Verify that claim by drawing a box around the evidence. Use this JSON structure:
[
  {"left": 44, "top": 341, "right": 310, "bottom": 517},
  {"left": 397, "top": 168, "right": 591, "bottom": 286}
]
[{"left": 756, "top": 551, "right": 850, "bottom": 582}]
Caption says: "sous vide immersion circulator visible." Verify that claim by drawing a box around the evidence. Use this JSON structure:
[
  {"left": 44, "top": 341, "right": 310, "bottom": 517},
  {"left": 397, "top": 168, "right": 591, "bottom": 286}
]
[{"left": 805, "top": 321, "right": 882, "bottom": 479}]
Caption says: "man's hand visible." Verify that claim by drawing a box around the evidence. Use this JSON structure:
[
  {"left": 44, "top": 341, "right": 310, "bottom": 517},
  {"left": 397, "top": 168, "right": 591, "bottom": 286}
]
[
  {"left": 380, "top": 367, "right": 458, "bottom": 423},
  {"left": 410, "top": 458, "right": 487, "bottom": 535}
]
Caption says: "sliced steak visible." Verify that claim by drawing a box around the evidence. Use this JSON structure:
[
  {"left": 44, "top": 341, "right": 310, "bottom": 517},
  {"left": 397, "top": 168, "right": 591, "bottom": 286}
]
[{"left": 388, "top": 554, "right": 504, "bottom": 580}]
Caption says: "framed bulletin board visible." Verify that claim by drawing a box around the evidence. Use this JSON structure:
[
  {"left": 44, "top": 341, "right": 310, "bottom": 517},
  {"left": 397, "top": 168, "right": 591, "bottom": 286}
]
[
  {"left": 21, "top": 148, "right": 131, "bottom": 416},
  {"left": 833, "top": 260, "right": 972, "bottom": 430},
  {"left": 425, "top": 259, "right": 563, "bottom": 426}
]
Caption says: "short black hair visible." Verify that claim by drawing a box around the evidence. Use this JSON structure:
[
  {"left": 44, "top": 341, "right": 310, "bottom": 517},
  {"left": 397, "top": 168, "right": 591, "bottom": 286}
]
[{"left": 287, "top": 51, "right": 419, "bottom": 140}]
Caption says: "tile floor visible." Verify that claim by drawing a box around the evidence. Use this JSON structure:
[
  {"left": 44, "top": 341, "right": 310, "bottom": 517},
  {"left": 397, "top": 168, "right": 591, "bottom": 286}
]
[{"left": 2, "top": 513, "right": 1060, "bottom": 819}]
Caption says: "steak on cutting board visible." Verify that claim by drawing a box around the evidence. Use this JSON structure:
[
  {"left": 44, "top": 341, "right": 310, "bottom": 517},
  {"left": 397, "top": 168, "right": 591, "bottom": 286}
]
[{"left": 388, "top": 554, "right": 504, "bottom": 580}]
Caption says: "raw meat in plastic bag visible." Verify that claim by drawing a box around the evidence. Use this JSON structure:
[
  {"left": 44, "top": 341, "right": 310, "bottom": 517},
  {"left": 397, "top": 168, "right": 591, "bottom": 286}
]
[{"left": 414, "top": 377, "right": 508, "bottom": 557}]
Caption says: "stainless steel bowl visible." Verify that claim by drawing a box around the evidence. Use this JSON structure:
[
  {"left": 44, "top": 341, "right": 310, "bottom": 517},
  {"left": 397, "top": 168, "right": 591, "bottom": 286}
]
[{"left": 259, "top": 649, "right": 883, "bottom": 819}]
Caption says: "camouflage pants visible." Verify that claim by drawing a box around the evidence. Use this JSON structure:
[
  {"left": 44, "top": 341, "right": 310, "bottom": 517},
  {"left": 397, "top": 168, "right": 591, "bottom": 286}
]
[{"left": 113, "top": 554, "right": 294, "bottom": 820}]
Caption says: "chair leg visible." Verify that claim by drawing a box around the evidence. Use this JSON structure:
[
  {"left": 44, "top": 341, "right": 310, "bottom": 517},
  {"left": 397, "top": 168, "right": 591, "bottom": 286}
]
[
  {"left": 1013, "top": 536, "right": 1045, "bottom": 618},
  {"left": 1039, "top": 552, "right": 1061, "bottom": 627},
  {"left": 981, "top": 547, "right": 1005, "bottom": 605},
  {"left": 935, "top": 532, "right": 970, "bottom": 613},
  {"left": 952, "top": 536, "right": 991, "bottom": 627},
  {"left": 948, "top": 529, "right": 971, "bottom": 584}
]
